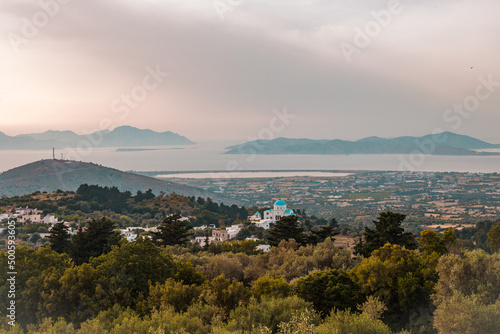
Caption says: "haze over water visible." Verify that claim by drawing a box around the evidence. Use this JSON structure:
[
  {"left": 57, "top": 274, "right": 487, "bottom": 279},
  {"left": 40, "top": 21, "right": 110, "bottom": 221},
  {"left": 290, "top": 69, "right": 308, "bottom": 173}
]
[{"left": 1, "top": 143, "right": 499, "bottom": 174}]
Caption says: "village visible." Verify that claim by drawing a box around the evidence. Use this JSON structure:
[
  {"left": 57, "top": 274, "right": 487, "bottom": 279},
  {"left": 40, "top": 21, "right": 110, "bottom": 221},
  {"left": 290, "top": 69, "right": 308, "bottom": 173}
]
[
  {"left": 0, "top": 199, "right": 301, "bottom": 252},
  {"left": 3, "top": 170, "right": 499, "bottom": 250},
  {"left": 166, "top": 170, "right": 500, "bottom": 229}
]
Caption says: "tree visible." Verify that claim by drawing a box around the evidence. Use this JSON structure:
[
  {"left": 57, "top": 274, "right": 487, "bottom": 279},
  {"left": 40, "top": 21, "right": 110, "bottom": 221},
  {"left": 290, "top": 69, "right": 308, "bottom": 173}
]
[
  {"left": 151, "top": 213, "right": 193, "bottom": 246},
  {"left": 330, "top": 218, "right": 340, "bottom": 230},
  {"left": 30, "top": 232, "right": 41, "bottom": 244},
  {"left": 35, "top": 263, "right": 101, "bottom": 324},
  {"left": 197, "top": 197, "right": 205, "bottom": 205},
  {"left": 486, "top": 225, "right": 500, "bottom": 253},
  {"left": 219, "top": 239, "right": 261, "bottom": 255},
  {"left": 359, "top": 296, "right": 388, "bottom": 320},
  {"left": 70, "top": 217, "right": 122, "bottom": 264},
  {"left": 316, "top": 310, "right": 393, "bottom": 334},
  {"left": 251, "top": 275, "right": 291, "bottom": 300},
  {"left": 226, "top": 296, "right": 317, "bottom": 333},
  {"left": 295, "top": 269, "right": 361, "bottom": 317},
  {"left": 455, "top": 220, "right": 497, "bottom": 251},
  {"left": 434, "top": 250, "right": 500, "bottom": 306},
  {"left": 90, "top": 237, "right": 176, "bottom": 310},
  {"left": 354, "top": 211, "right": 417, "bottom": 258},
  {"left": 139, "top": 278, "right": 203, "bottom": 314},
  {"left": 268, "top": 215, "right": 306, "bottom": 247},
  {"left": 309, "top": 219, "right": 340, "bottom": 245},
  {"left": 442, "top": 228, "right": 457, "bottom": 246},
  {"left": 433, "top": 293, "right": 500, "bottom": 334},
  {"left": 48, "top": 221, "right": 70, "bottom": 254},
  {"left": 419, "top": 229, "right": 458, "bottom": 256},
  {"left": 0, "top": 245, "right": 72, "bottom": 327},
  {"left": 202, "top": 274, "right": 250, "bottom": 318},
  {"left": 350, "top": 243, "right": 437, "bottom": 330},
  {"left": 419, "top": 230, "right": 447, "bottom": 255}
]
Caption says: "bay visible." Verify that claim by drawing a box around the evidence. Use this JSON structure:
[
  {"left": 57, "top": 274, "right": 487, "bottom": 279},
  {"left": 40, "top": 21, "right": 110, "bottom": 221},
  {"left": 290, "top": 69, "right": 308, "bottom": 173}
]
[{"left": 0, "top": 142, "right": 499, "bottom": 174}]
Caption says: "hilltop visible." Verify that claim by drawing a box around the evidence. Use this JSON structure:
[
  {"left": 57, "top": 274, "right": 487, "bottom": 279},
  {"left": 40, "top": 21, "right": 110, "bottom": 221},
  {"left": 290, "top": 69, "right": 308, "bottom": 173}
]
[
  {"left": 225, "top": 132, "right": 500, "bottom": 156},
  {"left": 0, "top": 126, "right": 194, "bottom": 150},
  {"left": 0, "top": 159, "right": 238, "bottom": 204}
]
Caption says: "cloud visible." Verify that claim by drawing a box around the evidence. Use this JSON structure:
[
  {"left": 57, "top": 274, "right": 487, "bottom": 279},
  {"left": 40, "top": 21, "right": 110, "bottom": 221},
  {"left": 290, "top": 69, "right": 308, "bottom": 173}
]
[{"left": 0, "top": 0, "right": 499, "bottom": 142}]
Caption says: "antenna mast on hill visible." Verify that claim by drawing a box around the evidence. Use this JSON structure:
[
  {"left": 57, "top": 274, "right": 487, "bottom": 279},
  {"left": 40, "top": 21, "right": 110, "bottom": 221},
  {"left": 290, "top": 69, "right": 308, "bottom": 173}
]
[{"left": 53, "top": 148, "right": 55, "bottom": 160}]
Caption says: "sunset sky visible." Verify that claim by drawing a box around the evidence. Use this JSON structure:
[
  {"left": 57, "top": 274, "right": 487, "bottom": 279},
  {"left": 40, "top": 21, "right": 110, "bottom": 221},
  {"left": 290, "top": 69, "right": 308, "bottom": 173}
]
[{"left": 1, "top": 0, "right": 499, "bottom": 143}]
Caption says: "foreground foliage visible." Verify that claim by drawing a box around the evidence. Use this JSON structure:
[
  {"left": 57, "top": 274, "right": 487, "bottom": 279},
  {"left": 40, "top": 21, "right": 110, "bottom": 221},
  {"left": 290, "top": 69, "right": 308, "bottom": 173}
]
[{"left": 1, "top": 215, "right": 500, "bottom": 333}]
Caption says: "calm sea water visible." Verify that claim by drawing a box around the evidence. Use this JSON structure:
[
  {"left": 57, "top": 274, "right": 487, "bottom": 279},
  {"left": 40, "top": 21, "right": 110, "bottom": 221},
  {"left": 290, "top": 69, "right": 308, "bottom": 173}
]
[
  {"left": 0, "top": 143, "right": 499, "bottom": 174},
  {"left": 157, "top": 171, "right": 353, "bottom": 179}
]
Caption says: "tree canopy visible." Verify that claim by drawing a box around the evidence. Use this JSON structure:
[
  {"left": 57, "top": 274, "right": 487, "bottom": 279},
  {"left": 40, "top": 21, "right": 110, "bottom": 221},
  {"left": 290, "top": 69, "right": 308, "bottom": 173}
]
[
  {"left": 48, "top": 221, "right": 70, "bottom": 254},
  {"left": 354, "top": 211, "right": 417, "bottom": 258},
  {"left": 486, "top": 225, "right": 500, "bottom": 253},
  {"left": 151, "top": 213, "right": 193, "bottom": 246},
  {"left": 267, "top": 215, "right": 306, "bottom": 247},
  {"left": 70, "top": 217, "right": 122, "bottom": 264},
  {"left": 295, "top": 269, "right": 362, "bottom": 317}
]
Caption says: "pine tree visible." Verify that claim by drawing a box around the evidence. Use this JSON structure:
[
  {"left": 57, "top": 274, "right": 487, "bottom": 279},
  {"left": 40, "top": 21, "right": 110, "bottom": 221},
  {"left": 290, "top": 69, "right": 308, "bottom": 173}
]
[
  {"left": 70, "top": 217, "right": 122, "bottom": 264},
  {"left": 48, "top": 222, "right": 70, "bottom": 254},
  {"left": 310, "top": 218, "right": 340, "bottom": 244},
  {"left": 152, "top": 213, "right": 193, "bottom": 246},
  {"left": 486, "top": 225, "right": 500, "bottom": 253},
  {"left": 268, "top": 215, "right": 306, "bottom": 247},
  {"left": 354, "top": 211, "right": 417, "bottom": 258}
]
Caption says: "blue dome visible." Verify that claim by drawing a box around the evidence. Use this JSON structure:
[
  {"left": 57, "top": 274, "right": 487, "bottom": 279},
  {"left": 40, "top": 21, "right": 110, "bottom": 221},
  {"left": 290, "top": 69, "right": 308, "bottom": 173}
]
[{"left": 274, "top": 200, "right": 286, "bottom": 206}]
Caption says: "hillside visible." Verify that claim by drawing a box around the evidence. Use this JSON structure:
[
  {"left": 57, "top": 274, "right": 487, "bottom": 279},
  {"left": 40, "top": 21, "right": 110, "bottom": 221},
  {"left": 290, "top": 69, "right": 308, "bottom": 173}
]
[
  {"left": 0, "top": 159, "right": 238, "bottom": 204},
  {"left": 225, "top": 132, "right": 500, "bottom": 155},
  {"left": 0, "top": 126, "right": 194, "bottom": 150}
]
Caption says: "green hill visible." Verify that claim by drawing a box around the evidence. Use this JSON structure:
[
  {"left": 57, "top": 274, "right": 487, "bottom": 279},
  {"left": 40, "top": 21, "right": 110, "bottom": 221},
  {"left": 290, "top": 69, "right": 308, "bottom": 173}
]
[
  {"left": 225, "top": 132, "right": 500, "bottom": 155},
  {"left": 0, "top": 159, "right": 238, "bottom": 204}
]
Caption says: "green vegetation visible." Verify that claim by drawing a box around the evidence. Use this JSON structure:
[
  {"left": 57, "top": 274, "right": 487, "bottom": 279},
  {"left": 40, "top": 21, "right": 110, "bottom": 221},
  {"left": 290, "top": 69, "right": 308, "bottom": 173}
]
[
  {"left": 295, "top": 269, "right": 361, "bottom": 317},
  {"left": 342, "top": 192, "right": 392, "bottom": 200},
  {"left": 268, "top": 216, "right": 306, "bottom": 246},
  {"left": 47, "top": 222, "right": 70, "bottom": 253},
  {"left": 152, "top": 213, "right": 193, "bottom": 246},
  {"left": 354, "top": 212, "right": 417, "bottom": 258},
  {"left": 1, "top": 190, "right": 499, "bottom": 333},
  {"left": 70, "top": 217, "right": 122, "bottom": 265},
  {"left": 486, "top": 225, "right": 500, "bottom": 253},
  {"left": 0, "top": 184, "right": 249, "bottom": 229}
]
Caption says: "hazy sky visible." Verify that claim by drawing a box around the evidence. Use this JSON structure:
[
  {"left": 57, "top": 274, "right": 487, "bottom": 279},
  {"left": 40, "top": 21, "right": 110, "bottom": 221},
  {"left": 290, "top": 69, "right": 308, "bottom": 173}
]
[{"left": 1, "top": 0, "right": 499, "bottom": 143}]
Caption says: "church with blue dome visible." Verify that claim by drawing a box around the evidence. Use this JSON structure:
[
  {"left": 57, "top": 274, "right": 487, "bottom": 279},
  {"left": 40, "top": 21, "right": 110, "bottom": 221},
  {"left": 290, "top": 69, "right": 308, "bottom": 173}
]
[{"left": 263, "top": 199, "right": 295, "bottom": 222}]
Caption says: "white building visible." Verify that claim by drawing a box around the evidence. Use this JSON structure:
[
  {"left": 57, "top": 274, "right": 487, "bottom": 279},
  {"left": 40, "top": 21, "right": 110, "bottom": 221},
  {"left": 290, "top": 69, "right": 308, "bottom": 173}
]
[
  {"left": 256, "top": 244, "right": 271, "bottom": 252},
  {"left": 263, "top": 200, "right": 295, "bottom": 223},
  {"left": 254, "top": 219, "right": 274, "bottom": 230},
  {"left": 213, "top": 229, "right": 229, "bottom": 242},
  {"left": 248, "top": 212, "right": 262, "bottom": 221},
  {"left": 193, "top": 236, "right": 214, "bottom": 247},
  {"left": 12, "top": 207, "right": 43, "bottom": 224},
  {"left": 44, "top": 215, "right": 59, "bottom": 225},
  {"left": 248, "top": 200, "right": 295, "bottom": 230},
  {"left": 18, "top": 213, "right": 42, "bottom": 224},
  {"left": 226, "top": 224, "right": 244, "bottom": 239}
]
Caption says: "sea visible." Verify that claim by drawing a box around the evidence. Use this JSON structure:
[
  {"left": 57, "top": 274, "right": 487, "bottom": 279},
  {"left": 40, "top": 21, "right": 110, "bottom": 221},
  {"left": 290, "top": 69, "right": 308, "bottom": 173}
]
[{"left": 0, "top": 142, "right": 499, "bottom": 176}]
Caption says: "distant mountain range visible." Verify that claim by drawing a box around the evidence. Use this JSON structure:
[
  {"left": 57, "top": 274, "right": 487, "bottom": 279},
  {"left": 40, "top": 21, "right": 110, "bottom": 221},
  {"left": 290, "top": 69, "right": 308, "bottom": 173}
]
[
  {"left": 0, "top": 126, "right": 194, "bottom": 150},
  {"left": 225, "top": 132, "right": 500, "bottom": 156},
  {"left": 0, "top": 160, "right": 238, "bottom": 204}
]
